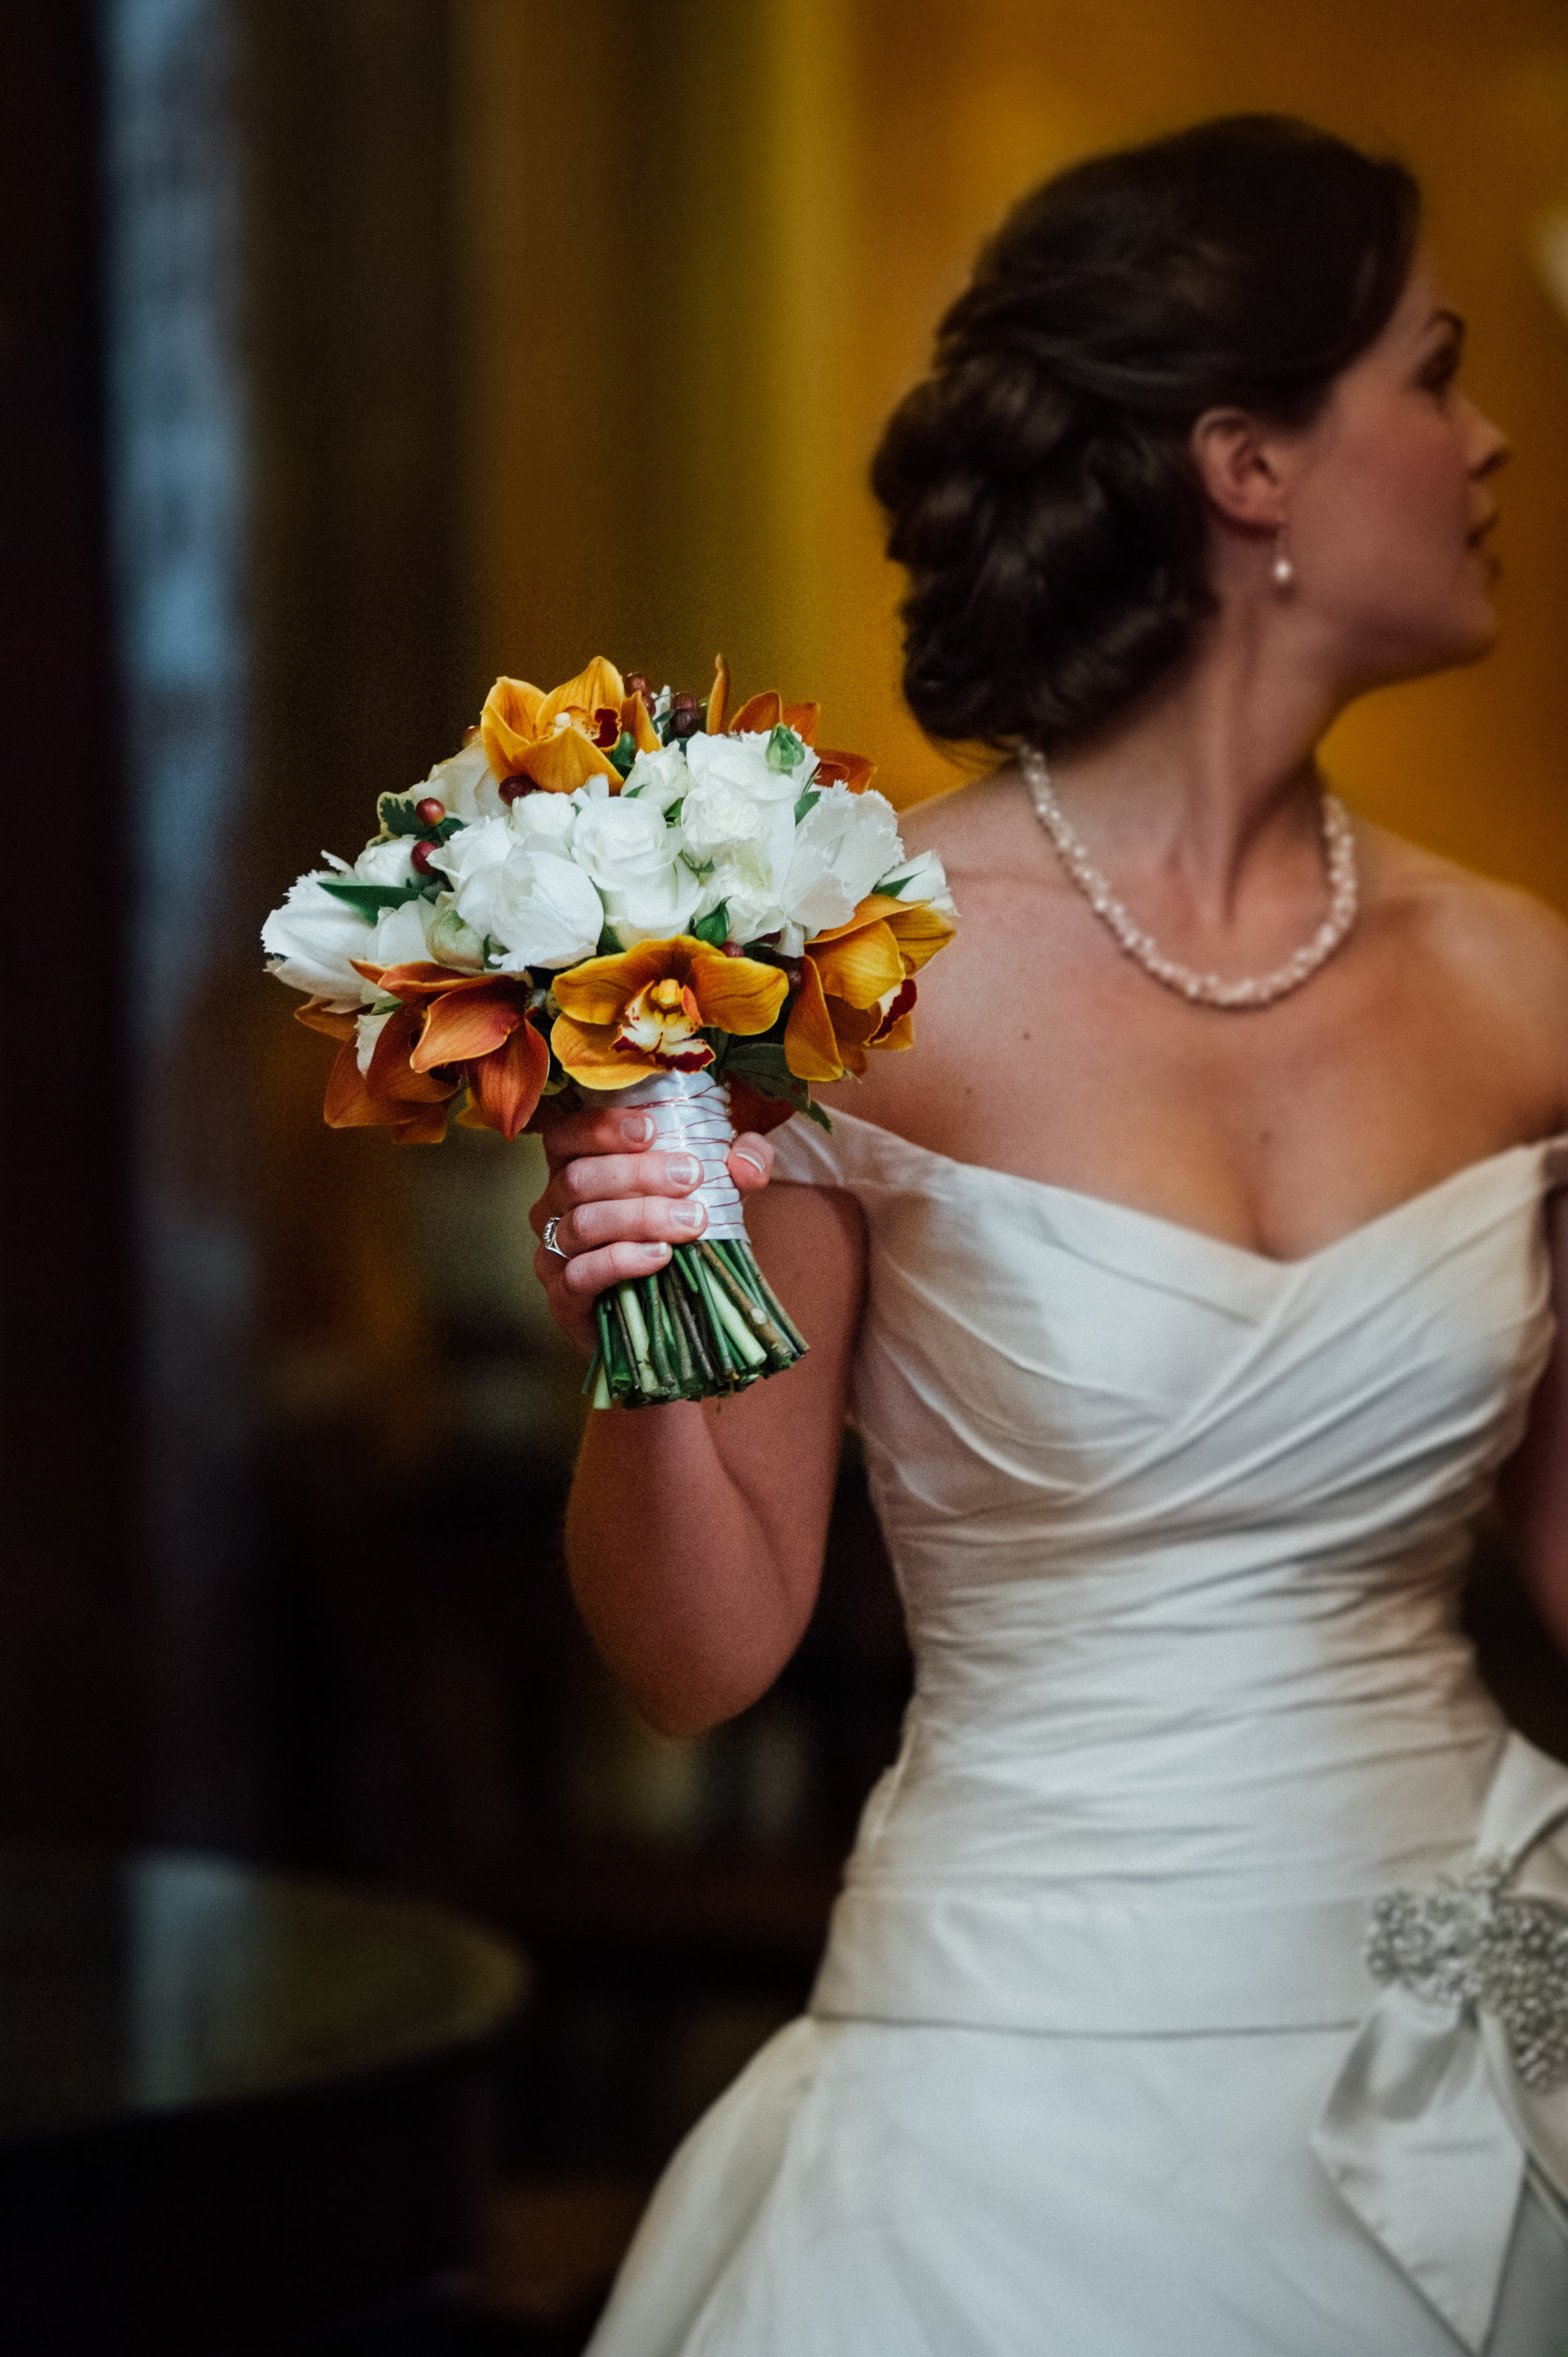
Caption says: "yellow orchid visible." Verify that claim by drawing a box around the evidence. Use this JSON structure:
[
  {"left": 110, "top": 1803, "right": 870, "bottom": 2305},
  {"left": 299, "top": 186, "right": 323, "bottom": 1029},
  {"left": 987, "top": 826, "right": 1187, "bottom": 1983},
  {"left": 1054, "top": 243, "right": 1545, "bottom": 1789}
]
[
  {"left": 784, "top": 893, "right": 956, "bottom": 1083},
  {"left": 551, "top": 936, "right": 788, "bottom": 1090},
  {"left": 479, "top": 657, "right": 660, "bottom": 797}
]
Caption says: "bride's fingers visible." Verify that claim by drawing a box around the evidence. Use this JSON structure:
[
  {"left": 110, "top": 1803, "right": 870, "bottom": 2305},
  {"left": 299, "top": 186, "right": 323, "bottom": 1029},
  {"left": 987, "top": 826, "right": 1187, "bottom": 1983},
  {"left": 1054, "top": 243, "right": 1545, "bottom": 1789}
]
[
  {"left": 536, "top": 1104, "right": 654, "bottom": 1174},
  {"left": 539, "top": 1235, "right": 674, "bottom": 1302},
  {"left": 548, "top": 1191, "right": 708, "bottom": 1258},
  {"left": 529, "top": 1149, "right": 704, "bottom": 1238},
  {"left": 728, "top": 1132, "right": 774, "bottom": 1192}
]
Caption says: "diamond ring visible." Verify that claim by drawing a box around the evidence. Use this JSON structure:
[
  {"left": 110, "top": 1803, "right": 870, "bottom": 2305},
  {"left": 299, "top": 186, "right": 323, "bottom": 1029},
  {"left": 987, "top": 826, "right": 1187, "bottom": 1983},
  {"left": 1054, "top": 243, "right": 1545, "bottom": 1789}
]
[{"left": 542, "top": 1215, "right": 569, "bottom": 1260}]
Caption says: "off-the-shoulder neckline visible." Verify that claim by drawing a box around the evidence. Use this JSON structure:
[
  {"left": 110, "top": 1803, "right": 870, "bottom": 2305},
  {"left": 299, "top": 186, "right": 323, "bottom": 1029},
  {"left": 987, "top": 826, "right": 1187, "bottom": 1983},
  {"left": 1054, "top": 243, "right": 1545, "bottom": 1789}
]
[{"left": 790, "top": 1110, "right": 1568, "bottom": 1275}]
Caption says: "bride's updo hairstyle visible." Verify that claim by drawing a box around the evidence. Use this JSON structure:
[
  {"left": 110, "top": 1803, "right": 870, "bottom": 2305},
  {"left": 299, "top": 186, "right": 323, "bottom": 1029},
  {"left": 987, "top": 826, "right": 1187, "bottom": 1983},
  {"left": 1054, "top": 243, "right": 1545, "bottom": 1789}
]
[{"left": 872, "top": 115, "right": 1420, "bottom": 753}]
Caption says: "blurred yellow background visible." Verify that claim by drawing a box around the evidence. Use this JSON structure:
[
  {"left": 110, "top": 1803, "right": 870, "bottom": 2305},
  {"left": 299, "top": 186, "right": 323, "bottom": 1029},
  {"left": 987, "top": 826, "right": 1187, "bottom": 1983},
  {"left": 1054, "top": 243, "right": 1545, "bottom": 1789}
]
[{"left": 454, "top": 0, "right": 1568, "bottom": 885}]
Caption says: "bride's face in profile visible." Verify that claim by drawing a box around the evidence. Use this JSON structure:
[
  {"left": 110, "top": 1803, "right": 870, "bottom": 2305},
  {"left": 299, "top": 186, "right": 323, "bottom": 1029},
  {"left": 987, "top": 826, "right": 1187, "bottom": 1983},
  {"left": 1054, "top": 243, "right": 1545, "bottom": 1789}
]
[{"left": 1277, "top": 253, "right": 1508, "bottom": 687}]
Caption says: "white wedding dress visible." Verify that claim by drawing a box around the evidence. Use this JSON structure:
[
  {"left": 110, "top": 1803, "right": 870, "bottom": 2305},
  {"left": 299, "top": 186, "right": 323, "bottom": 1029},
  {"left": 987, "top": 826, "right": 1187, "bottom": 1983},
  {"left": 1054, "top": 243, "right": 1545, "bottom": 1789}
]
[{"left": 588, "top": 1110, "right": 1568, "bottom": 2356}]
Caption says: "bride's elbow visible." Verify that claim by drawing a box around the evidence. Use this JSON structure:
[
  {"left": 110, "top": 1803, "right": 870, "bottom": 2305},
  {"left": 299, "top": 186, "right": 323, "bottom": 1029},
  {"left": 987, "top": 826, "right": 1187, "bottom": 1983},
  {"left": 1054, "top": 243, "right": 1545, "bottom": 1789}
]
[{"left": 621, "top": 1656, "right": 785, "bottom": 1742}]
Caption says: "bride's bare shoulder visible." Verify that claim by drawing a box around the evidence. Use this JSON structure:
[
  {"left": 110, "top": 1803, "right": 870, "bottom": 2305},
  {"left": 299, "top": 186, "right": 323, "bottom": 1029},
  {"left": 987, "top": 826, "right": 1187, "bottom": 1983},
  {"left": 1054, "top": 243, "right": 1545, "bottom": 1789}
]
[{"left": 1362, "top": 820, "right": 1568, "bottom": 1019}]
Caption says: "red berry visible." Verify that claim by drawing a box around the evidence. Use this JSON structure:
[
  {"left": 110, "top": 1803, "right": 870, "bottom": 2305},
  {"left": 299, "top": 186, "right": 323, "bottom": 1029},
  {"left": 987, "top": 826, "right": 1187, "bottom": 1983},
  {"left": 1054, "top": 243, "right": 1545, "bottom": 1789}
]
[
  {"left": 411, "top": 840, "right": 438, "bottom": 876},
  {"left": 416, "top": 796, "right": 445, "bottom": 825},
  {"left": 499, "top": 774, "right": 531, "bottom": 802}
]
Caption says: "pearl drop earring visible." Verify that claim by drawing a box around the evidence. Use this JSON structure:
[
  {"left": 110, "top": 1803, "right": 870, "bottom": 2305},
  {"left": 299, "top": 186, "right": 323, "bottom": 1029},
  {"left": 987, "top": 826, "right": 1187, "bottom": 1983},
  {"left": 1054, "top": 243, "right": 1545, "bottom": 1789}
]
[{"left": 1271, "top": 526, "right": 1296, "bottom": 590}]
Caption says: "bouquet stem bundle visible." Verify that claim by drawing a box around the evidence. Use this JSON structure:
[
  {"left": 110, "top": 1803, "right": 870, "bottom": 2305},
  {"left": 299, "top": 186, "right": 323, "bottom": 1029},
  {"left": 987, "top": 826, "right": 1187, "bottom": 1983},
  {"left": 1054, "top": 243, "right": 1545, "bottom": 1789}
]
[
  {"left": 587, "top": 1237, "right": 807, "bottom": 1410},
  {"left": 580, "top": 1069, "right": 807, "bottom": 1409}
]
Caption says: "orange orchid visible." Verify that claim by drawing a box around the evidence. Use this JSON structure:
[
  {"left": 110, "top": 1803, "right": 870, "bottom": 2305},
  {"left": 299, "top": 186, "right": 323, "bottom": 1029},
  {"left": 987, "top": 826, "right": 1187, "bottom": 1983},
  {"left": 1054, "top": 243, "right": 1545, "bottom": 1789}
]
[
  {"left": 551, "top": 937, "right": 788, "bottom": 1090},
  {"left": 479, "top": 657, "right": 660, "bottom": 797},
  {"left": 783, "top": 893, "right": 956, "bottom": 1084},
  {"left": 305, "top": 962, "right": 550, "bottom": 1144}
]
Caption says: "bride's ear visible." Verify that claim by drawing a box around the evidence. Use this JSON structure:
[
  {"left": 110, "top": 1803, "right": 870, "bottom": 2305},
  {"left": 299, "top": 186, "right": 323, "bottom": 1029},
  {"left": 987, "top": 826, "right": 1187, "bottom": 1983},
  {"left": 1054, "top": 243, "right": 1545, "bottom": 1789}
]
[{"left": 1190, "top": 407, "right": 1288, "bottom": 533}]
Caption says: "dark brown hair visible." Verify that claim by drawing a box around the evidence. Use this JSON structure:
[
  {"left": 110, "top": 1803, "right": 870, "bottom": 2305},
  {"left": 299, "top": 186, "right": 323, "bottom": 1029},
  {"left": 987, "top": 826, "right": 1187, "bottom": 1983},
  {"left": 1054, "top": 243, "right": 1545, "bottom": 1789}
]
[{"left": 872, "top": 115, "right": 1421, "bottom": 753}]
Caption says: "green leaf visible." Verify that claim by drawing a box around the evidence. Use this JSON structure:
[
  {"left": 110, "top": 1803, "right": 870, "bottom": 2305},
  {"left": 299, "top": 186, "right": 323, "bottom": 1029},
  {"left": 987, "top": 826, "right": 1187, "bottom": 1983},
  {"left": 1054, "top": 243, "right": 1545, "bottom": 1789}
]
[
  {"left": 765, "top": 724, "right": 807, "bottom": 774},
  {"left": 318, "top": 879, "right": 425, "bottom": 921},
  {"left": 376, "top": 794, "right": 425, "bottom": 838},
  {"left": 793, "top": 785, "right": 822, "bottom": 827},
  {"left": 596, "top": 925, "right": 622, "bottom": 957},
  {"left": 874, "top": 871, "right": 912, "bottom": 897},
  {"left": 691, "top": 901, "right": 729, "bottom": 949},
  {"left": 609, "top": 732, "right": 637, "bottom": 778}
]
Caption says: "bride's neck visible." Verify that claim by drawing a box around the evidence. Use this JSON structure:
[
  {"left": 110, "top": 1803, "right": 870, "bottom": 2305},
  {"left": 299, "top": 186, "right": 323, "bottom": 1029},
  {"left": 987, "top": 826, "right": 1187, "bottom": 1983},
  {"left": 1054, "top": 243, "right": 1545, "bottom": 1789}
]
[{"left": 1046, "top": 617, "right": 1347, "bottom": 923}]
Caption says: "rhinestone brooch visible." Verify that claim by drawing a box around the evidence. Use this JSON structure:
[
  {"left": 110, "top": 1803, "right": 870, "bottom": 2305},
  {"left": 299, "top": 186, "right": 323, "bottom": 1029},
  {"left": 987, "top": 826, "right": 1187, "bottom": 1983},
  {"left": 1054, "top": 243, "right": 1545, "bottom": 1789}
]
[{"left": 1367, "top": 1860, "right": 1568, "bottom": 2093}]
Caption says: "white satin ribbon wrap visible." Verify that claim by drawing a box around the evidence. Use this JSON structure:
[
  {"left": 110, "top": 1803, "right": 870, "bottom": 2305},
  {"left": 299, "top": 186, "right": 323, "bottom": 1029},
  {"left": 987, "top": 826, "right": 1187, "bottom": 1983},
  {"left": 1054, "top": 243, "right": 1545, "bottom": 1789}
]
[
  {"left": 581, "top": 1068, "right": 748, "bottom": 1240},
  {"left": 1311, "top": 1734, "right": 1568, "bottom": 2353}
]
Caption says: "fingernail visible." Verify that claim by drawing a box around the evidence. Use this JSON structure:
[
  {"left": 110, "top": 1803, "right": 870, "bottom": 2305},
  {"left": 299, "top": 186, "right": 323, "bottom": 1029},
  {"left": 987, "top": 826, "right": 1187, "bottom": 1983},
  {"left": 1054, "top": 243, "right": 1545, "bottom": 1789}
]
[
  {"left": 666, "top": 1153, "right": 701, "bottom": 1188},
  {"left": 672, "top": 1198, "right": 704, "bottom": 1232},
  {"left": 733, "top": 1147, "right": 766, "bottom": 1177},
  {"left": 624, "top": 1115, "right": 654, "bottom": 1144},
  {"left": 642, "top": 1241, "right": 669, "bottom": 1264}
]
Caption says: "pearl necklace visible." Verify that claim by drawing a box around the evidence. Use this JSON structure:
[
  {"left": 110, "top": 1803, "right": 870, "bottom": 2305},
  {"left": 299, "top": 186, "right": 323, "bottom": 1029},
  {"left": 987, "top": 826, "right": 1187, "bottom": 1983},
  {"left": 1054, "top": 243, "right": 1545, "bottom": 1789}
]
[{"left": 1020, "top": 747, "right": 1359, "bottom": 1011}]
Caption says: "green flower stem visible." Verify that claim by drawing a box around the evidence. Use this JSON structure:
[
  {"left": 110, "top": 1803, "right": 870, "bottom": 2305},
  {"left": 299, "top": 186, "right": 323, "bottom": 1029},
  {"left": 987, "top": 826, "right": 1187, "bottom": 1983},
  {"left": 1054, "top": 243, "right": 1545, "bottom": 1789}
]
[
  {"left": 702, "top": 1263, "right": 768, "bottom": 1371},
  {"left": 662, "top": 1270, "right": 697, "bottom": 1392},
  {"left": 668, "top": 1262, "right": 717, "bottom": 1387},
  {"left": 640, "top": 1272, "right": 676, "bottom": 1395},
  {"left": 698, "top": 1240, "right": 789, "bottom": 1363},
  {"left": 723, "top": 1240, "right": 809, "bottom": 1358},
  {"left": 608, "top": 1284, "right": 643, "bottom": 1399},
  {"left": 586, "top": 1230, "right": 809, "bottom": 1409}
]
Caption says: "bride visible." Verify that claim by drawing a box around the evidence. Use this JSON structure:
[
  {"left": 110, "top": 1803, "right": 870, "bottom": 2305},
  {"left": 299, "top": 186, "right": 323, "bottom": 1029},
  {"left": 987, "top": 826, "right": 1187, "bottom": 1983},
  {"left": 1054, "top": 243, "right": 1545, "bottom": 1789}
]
[{"left": 529, "top": 117, "right": 1568, "bottom": 2354}]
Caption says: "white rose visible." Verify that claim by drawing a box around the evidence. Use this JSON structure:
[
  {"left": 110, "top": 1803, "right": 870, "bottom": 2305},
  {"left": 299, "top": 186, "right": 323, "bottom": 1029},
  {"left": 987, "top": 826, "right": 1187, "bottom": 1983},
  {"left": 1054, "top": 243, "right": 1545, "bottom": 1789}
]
[
  {"left": 781, "top": 784, "right": 903, "bottom": 940},
  {"left": 510, "top": 791, "right": 578, "bottom": 851},
  {"left": 571, "top": 795, "right": 701, "bottom": 946},
  {"left": 353, "top": 836, "right": 417, "bottom": 886},
  {"left": 875, "top": 844, "right": 956, "bottom": 917},
  {"left": 261, "top": 870, "right": 376, "bottom": 1010},
  {"left": 433, "top": 816, "right": 603, "bottom": 971},
  {"left": 620, "top": 744, "right": 690, "bottom": 812},
  {"left": 421, "top": 737, "right": 507, "bottom": 823}
]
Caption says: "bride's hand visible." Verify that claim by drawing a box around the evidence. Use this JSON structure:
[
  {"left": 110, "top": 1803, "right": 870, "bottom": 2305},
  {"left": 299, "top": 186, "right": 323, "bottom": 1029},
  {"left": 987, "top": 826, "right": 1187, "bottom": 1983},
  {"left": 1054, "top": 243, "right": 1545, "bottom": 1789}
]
[{"left": 529, "top": 1104, "right": 775, "bottom": 1356}]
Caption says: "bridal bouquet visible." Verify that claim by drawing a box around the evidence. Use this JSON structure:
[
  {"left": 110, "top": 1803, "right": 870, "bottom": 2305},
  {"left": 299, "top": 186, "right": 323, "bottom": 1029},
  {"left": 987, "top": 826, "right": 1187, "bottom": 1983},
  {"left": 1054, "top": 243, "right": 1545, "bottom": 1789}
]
[{"left": 262, "top": 656, "right": 956, "bottom": 1407}]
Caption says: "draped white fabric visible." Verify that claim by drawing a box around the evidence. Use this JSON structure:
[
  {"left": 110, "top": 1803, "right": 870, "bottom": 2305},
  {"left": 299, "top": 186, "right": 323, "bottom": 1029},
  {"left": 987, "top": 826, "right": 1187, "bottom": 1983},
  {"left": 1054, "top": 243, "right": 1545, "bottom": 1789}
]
[{"left": 588, "top": 1114, "right": 1568, "bottom": 2356}]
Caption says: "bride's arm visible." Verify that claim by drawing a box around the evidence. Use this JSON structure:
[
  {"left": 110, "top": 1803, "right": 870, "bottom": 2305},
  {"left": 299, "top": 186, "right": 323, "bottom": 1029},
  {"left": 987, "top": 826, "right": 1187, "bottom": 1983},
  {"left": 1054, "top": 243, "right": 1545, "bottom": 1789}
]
[
  {"left": 530, "top": 1104, "right": 866, "bottom": 1736},
  {"left": 1496, "top": 1190, "right": 1568, "bottom": 1659}
]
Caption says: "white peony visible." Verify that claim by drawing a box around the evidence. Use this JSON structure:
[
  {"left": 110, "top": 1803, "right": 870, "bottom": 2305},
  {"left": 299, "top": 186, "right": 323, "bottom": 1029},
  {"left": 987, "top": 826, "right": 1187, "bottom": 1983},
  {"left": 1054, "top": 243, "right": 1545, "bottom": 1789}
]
[
  {"left": 620, "top": 744, "right": 690, "bottom": 813},
  {"left": 680, "top": 769, "right": 771, "bottom": 861},
  {"left": 683, "top": 727, "right": 811, "bottom": 811},
  {"left": 874, "top": 844, "right": 956, "bottom": 917},
  {"left": 420, "top": 736, "right": 507, "bottom": 823},
  {"left": 432, "top": 814, "right": 603, "bottom": 971},
  {"left": 780, "top": 785, "right": 904, "bottom": 942},
  {"left": 261, "top": 871, "right": 377, "bottom": 1011},
  {"left": 571, "top": 794, "right": 701, "bottom": 947},
  {"left": 696, "top": 850, "right": 788, "bottom": 946}
]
